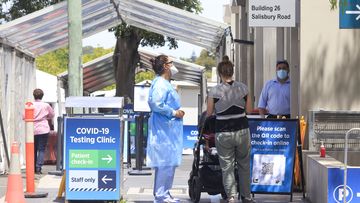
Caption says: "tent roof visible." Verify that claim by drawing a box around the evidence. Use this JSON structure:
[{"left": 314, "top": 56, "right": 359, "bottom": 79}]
[
  {"left": 58, "top": 48, "right": 205, "bottom": 94},
  {"left": 0, "top": 0, "right": 229, "bottom": 57}
]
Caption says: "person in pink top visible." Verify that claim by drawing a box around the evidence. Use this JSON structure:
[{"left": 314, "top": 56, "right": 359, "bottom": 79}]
[{"left": 32, "top": 89, "right": 55, "bottom": 174}]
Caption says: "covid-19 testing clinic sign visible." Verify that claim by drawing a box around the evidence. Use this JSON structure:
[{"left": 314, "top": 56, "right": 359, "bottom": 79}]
[
  {"left": 182, "top": 125, "right": 198, "bottom": 150},
  {"left": 65, "top": 117, "right": 121, "bottom": 201},
  {"left": 248, "top": 119, "right": 298, "bottom": 193}
]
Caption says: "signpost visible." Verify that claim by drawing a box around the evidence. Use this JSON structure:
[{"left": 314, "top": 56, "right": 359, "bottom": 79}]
[
  {"left": 248, "top": 119, "right": 298, "bottom": 196},
  {"left": 65, "top": 117, "right": 121, "bottom": 200},
  {"left": 340, "top": 0, "right": 360, "bottom": 28},
  {"left": 248, "top": 0, "right": 296, "bottom": 27}
]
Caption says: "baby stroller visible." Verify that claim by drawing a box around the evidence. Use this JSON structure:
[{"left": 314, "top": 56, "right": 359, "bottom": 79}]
[{"left": 188, "top": 115, "right": 227, "bottom": 202}]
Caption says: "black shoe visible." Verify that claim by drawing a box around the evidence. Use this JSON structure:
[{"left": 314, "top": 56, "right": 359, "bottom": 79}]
[
  {"left": 242, "top": 198, "right": 256, "bottom": 203},
  {"left": 35, "top": 168, "right": 42, "bottom": 174},
  {"left": 241, "top": 196, "right": 256, "bottom": 203}
]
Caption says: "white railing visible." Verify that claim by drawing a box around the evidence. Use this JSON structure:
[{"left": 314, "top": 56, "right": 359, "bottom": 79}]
[{"left": 343, "top": 128, "right": 360, "bottom": 203}]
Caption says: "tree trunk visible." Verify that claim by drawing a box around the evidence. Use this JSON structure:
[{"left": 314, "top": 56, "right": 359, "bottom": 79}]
[{"left": 113, "top": 30, "right": 141, "bottom": 104}]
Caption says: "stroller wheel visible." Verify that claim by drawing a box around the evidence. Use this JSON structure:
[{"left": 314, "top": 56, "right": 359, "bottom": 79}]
[
  {"left": 191, "top": 176, "right": 202, "bottom": 203},
  {"left": 188, "top": 172, "right": 194, "bottom": 199}
]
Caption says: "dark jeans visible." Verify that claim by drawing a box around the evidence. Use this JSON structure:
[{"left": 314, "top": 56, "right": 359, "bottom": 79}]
[{"left": 35, "top": 133, "right": 49, "bottom": 171}]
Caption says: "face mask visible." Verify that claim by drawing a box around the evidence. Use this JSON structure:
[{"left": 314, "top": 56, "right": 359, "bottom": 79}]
[
  {"left": 277, "top": 69, "right": 288, "bottom": 80},
  {"left": 170, "top": 65, "right": 179, "bottom": 76}
]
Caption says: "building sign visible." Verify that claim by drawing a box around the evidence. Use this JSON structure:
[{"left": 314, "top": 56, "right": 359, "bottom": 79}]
[
  {"left": 339, "top": 0, "right": 360, "bottom": 29},
  {"left": 248, "top": 119, "right": 297, "bottom": 193},
  {"left": 248, "top": 0, "right": 296, "bottom": 27},
  {"left": 328, "top": 168, "right": 360, "bottom": 203},
  {"left": 65, "top": 117, "right": 121, "bottom": 201}
]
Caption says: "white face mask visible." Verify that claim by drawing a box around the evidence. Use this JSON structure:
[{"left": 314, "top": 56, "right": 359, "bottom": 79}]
[{"left": 170, "top": 65, "right": 179, "bottom": 76}]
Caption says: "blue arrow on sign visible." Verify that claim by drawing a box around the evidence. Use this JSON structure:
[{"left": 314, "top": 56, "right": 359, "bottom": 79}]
[{"left": 340, "top": 0, "right": 360, "bottom": 28}]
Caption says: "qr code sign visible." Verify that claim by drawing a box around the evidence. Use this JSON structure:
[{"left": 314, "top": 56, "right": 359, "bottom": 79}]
[{"left": 261, "top": 162, "right": 274, "bottom": 175}]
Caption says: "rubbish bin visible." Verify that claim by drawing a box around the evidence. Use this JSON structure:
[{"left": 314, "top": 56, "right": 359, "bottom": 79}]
[{"left": 44, "top": 130, "right": 57, "bottom": 165}]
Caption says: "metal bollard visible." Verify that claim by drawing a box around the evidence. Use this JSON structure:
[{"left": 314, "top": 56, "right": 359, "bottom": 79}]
[
  {"left": 24, "top": 100, "right": 35, "bottom": 194},
  {"left": 24, "top": 100, "right": 48, "bottom": 198}
]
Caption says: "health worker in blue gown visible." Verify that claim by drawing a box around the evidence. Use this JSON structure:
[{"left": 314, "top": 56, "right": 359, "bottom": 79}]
[{"left": 146, "top": 54, "right": 185, "bottom": 203}]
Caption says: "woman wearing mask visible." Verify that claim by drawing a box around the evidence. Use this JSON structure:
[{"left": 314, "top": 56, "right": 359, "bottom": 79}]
[
  {"left": 147, "top": 55, "right": 185, "bottom": 203},
  {"left": 207, "top": 56, "right": 255, "bottom": 203}
]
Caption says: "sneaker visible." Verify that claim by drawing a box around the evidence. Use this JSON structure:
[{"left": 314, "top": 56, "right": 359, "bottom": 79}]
[
  {"left": 35, "top": 168, "right": 42, "bottom": 175},
  {"left": 227, "top": 196, "right": 236, "bottom": 203},
  {"left": 163, "top": 197, "right": 180, "bottom": 203}
]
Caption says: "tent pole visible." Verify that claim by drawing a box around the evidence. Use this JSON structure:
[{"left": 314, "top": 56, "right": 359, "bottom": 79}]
[{"left": 67, "top": 0, "right": 83, "bottom": 101}]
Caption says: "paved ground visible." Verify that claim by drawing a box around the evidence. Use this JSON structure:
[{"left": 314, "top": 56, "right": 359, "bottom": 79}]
[{"left": 0, "top": 155, "right": 310, "bottom": 203}]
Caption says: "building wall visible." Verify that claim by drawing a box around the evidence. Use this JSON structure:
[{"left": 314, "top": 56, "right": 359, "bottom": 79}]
[
  {"left": 300, "top": 1, "right": 360, "bottom": 115},
  {"left": 263, "top": 28, "right": 278, "bottom": 83}
]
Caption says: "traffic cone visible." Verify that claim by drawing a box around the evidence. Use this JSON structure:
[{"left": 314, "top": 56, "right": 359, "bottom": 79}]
[{"left": 5, "top": 142, "right": 26, "bottom": 203}]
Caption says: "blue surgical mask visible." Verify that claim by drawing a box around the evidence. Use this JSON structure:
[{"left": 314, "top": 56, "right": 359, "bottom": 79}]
[{"left": 277, "top": 69, "right": 288, "bottom": 80}]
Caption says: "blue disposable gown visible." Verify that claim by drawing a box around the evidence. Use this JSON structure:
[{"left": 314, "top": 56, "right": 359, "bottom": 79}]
[{"left": 146, "top": 76, "right": 183, "bottom": 167}]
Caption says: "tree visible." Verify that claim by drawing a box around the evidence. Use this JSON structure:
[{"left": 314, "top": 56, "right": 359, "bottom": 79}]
[
  {"left": 0, "top": 0, "right": 61, "bottom": 22},
  {"left": 82, "top": 46, "right": 114, "bottom": 64},
  {"left": 112, "top": 1, "right": 202, "bottom": 102},
  {"left": 35, "top": 46, "right": 113, "bottom": 75},
  {"left": 195, "top": 49, "right": 216, "bottom": 71},
  {"left": 35, "top": 47, "right": 69, "bottom": 75},
  {"left": 135, "top": 71, "right": 155, "bottom": 84},
  {"left": 179, "top": 50, "right": 215, "bottom": 80}
]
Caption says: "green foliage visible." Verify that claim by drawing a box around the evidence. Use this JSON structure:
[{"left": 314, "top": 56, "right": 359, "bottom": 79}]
[
  {"left": 205, "top": 70, "right": 212, "bottom": 79},
  {"left": 157, "top": 0, "right": 202, "bottom": 13},
  {"left": 179, "top": 50, "right": 215, "bottom": 79},
  {"left": 35, "top": 48, "right": 69, "bottom": 75},
  {"left": 102, "top": 84, "right": 116, "bottom": 91},
  {"left": 135, "top": 71, "right": 155, "bottom": 84},
  {"left": 83, "top": 46, "right": 114, "bottom": 64},
  {"left": 195, "top": 49, "right": 216, "bottom": 71},
  {"left": 35, "top": 46, "right": 114, "bottom": 75},
  {"left": 330, "top": 0, "right": 338, "bottom": 10}
]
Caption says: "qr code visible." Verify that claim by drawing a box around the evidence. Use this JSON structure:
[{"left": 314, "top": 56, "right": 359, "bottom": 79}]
[{"left": 261, "top": 162, "right": 274, "bottom": 175}]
